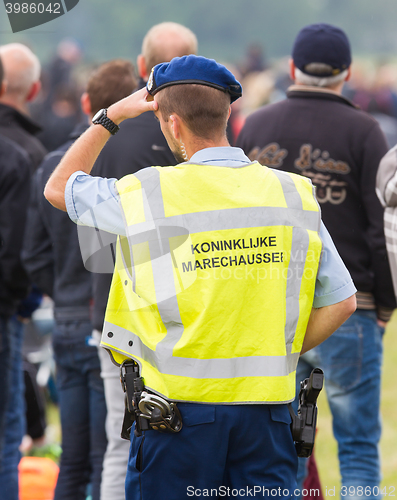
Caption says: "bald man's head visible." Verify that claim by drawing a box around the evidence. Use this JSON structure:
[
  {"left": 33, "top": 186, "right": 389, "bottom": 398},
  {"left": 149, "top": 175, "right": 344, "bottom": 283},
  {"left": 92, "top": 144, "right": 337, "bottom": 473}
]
[
  {"left": 139, "top": 22, "right": 197, "bottom": 79},
  {"left": 0, "top": 43, "right": 41, "bottom": 108}
]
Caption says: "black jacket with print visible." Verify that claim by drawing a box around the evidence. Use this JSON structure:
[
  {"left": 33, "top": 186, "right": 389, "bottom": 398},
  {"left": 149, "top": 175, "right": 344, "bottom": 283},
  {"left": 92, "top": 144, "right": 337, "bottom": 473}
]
[
  {"left": 0, "top": 135, "right": 31, "bottom": 317},
  {"left": 236, "top": 86, "right": 396, "bottom": 317}
]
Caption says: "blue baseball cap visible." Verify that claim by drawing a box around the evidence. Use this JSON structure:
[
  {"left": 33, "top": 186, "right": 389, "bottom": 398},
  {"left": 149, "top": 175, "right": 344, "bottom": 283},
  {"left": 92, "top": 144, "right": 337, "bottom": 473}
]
[
  {"left": 292, "top": 23, "right": 351, "bottom": 77},
  {"left": 146, "top": 55, "right": 242, "bottom": 103}
]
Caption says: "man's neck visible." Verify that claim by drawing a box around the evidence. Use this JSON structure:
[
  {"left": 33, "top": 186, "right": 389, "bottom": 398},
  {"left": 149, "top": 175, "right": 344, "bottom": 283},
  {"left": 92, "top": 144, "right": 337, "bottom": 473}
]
[
  {"left": 186, "top": 137, "right": 230, "bottom": 160},
  {"left": 293, "top": 80, "right": 345, "bottom": 96},
  {"left": 0, "top": 97, "right": 28, "bottom": 116}
]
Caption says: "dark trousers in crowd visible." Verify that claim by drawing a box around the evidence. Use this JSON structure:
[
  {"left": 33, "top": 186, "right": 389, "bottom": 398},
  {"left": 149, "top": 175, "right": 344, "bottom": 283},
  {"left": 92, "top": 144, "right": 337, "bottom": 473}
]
[
  {"left": 53, "top": 319, "right": 107, "bottom": 500},
  {"left": 0, "top": 315, "right": 12, "bottom": 469},
  {"left": 0, "top": 316, "right": 25, "bottom": 500}
]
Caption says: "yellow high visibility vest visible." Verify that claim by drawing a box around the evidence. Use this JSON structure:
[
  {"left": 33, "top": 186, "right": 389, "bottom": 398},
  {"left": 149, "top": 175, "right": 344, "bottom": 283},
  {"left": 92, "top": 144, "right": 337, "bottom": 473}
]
[{"left": 101, "top": 161, "right": 322, "bottom": 404}]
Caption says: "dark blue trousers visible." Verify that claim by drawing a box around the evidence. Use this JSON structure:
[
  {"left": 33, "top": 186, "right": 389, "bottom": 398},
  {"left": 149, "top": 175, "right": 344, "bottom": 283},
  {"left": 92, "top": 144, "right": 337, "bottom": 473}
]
[{"left": 126, "top": 403, "right": 298, "bottom": 499}]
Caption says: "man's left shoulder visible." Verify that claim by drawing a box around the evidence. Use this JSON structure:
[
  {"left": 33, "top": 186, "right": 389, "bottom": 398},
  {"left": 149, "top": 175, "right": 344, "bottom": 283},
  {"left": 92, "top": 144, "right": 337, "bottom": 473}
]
[{"left": 274, "top": 166, "right": 313, "bottom": 187}]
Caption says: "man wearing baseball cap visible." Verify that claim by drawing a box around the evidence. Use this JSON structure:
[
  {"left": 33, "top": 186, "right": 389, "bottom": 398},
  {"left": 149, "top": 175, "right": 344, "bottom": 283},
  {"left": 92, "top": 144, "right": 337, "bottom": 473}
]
[
  {"left": 44, "top": 54, "right": 355, "bottom": 498},
  {"left": 238, "top": 24, "right": 394, "bottom": 499}
]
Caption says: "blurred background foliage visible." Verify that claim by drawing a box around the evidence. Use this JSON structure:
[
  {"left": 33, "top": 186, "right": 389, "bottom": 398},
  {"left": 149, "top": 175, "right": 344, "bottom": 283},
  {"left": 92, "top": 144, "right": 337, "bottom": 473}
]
[{"left": 1, "top": 0, "right": 397, "bottom": 66}]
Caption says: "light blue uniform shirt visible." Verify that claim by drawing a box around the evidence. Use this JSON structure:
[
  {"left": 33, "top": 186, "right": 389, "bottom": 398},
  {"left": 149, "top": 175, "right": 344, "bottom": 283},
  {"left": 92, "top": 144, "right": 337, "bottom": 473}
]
[{"left": 65, "top": 146, "right": 356, "bottom": 308}]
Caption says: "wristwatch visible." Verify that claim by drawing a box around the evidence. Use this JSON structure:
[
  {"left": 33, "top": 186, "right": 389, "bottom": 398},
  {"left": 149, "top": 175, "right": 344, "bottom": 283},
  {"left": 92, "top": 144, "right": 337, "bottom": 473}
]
[{"left": 92, "top": 108, "right": 120, "bottom": 135}]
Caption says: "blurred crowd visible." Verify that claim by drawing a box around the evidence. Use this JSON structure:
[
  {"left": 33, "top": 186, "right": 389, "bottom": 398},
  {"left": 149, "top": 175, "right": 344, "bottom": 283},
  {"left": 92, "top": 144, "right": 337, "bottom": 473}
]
[
  {"left": 24, "top": 40, "right": 397, "bottom": 156},
  {"left": 234, "top": 45, "right": 397, "bottom": 149}
]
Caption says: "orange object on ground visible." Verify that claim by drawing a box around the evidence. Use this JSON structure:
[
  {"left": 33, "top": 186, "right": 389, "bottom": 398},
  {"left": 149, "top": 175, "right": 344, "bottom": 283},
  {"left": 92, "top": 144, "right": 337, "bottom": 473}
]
[{"left": 19, "top": 456, "right": 59, "bottom": 500}]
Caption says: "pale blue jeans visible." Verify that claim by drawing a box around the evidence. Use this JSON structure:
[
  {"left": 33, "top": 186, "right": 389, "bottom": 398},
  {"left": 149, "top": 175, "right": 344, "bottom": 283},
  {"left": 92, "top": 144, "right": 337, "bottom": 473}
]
[{"left": 294, "top": 310, "right": 383, "bottom": 500}]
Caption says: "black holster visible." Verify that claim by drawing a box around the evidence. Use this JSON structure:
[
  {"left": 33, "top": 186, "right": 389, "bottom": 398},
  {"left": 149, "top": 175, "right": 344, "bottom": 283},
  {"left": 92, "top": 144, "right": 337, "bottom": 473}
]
[
  {"left": 288, "top": 367, "right": 324, "bottom": 457},
  {"left": 120, "top": 360, "right": 182, "bottom": 439}
]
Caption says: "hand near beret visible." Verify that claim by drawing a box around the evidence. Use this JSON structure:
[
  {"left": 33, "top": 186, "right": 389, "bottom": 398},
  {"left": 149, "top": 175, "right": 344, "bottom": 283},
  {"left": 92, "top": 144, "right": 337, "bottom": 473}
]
[{"left": 107, "top": 87, "right": 158, "bottom": 125}]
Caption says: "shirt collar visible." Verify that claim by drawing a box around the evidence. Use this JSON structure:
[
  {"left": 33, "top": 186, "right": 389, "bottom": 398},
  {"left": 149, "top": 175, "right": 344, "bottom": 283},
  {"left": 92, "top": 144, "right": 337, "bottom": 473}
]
[
  {"left": 286, "top": 85, "right": 357, "bottom": 108},
  {"left": 189, "top": 147, "right": 251, "bottom": 166},
  {"left": 0, "top": 103, "right": 43, "bottom": 135}
]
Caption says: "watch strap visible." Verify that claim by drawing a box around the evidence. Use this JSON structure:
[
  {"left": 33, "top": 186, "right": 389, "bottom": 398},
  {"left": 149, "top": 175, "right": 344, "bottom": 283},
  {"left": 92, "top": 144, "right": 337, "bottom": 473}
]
[{"left": 93, "top": 109, "right": 120, "bottom": 135}]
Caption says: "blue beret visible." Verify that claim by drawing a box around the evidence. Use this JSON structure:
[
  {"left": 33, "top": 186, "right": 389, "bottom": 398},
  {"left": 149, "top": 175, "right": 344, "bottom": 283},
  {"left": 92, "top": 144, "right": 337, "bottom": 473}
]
[
  {"left": 292, "top": 23, "right": 351, "bottom": 77},
  {"left": 147, "top": 55, "right": 242, "bottom": 103}
]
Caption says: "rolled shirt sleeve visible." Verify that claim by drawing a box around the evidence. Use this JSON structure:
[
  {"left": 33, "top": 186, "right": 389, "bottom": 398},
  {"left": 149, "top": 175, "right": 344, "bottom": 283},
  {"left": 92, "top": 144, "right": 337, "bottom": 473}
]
[
  {"left": 314, "top": 222, "right": 356, "bottom": 308},
  {"left": 65, "top": 171, "right": 125, "bottom": 235}
]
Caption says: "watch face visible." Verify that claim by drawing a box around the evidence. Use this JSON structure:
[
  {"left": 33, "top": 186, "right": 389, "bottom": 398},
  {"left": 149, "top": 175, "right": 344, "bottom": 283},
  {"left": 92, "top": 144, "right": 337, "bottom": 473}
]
[{"left": 92, "top": 109, "right": 105, "bottom": 122}]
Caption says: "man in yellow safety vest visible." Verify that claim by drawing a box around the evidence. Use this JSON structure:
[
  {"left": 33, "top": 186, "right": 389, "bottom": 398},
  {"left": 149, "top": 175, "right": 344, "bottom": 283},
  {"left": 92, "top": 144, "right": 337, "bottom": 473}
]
[{"left": 44, "top": 55, "right": 356, "bottom": 499}]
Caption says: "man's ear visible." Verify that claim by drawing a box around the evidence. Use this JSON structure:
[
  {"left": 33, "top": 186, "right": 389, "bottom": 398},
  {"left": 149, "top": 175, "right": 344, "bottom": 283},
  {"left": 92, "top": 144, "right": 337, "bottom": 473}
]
[
  {"left": 80, "top": 92, "right": 92, "bottom": 117},
  {"left": 289, "top": 58, "right": 296, "bottom": 82},
  {"left": 137, "top": 54, "right": 148, "bottom": 80},
  {"left": 26, "top": 80, "right": 41, "bottom": 102},
  {"left": 345, "top": 67, "right": 352, "bottom": 82},
  {"left": 169, "top": 114, "right": 182, "bottom": 141}
]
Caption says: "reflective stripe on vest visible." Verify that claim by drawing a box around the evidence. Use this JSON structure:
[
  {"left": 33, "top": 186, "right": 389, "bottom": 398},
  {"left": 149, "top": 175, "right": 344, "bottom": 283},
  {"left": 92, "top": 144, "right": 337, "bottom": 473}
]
[
  {"left": 103, "top": 162, "right": 322, "bottom": 403},
  {"left": 102, "top": 322, "right": 300, "bottom": 378}
]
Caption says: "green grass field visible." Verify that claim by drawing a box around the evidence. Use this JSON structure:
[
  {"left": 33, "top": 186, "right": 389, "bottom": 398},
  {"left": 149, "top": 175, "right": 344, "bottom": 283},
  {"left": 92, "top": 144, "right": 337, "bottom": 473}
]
[{"left": 314, "top": 311, "right": 397, "bottom": 497}]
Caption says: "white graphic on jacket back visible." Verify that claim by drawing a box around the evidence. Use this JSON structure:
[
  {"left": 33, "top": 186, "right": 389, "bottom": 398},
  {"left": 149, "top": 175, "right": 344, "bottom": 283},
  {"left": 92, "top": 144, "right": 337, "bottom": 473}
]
[
  {"left": 294, "top": 144, "right": 349, "bottom": 205},
  {"left": 248, "top": 143, "right": 350, "bottom": 205},
  {"left": 247, "top": 143, "right": 287, "bottom": 168}
]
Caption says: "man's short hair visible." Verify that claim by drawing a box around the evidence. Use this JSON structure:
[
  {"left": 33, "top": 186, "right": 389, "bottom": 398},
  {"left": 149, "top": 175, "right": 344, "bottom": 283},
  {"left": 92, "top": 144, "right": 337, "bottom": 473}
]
[
  {"left": 142, "top": 22, "right": 198, "bottom": 74},
  {"left": 156, "top": 84, "right": 230, "bottom": 140},
  {"left": 87, "top": 60, "right": 137, "bottom": 115},
  {"left": 294, "top": 67, "right": 349, "bottom": 88}
]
